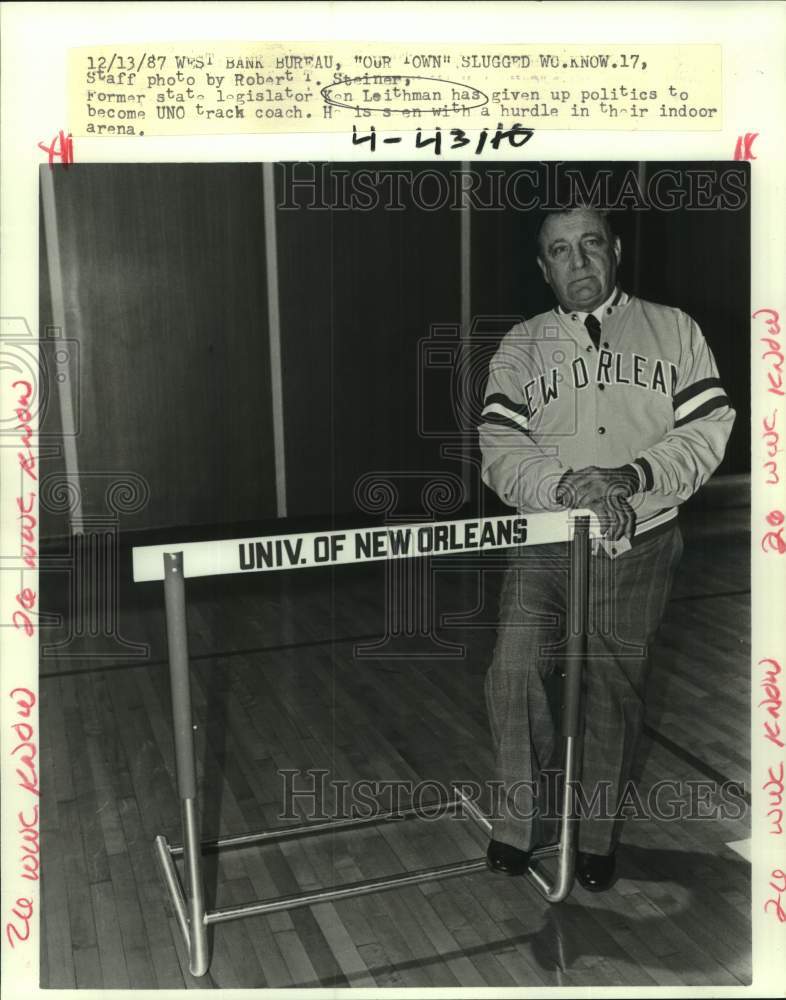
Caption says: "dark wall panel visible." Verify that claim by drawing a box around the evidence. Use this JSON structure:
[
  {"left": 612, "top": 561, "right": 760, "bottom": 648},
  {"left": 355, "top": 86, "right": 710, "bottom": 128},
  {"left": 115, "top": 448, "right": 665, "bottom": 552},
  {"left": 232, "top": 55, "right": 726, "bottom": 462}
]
[
  {"left": 276, "top": 163, "right": 463, "bottom": 520},
  {"left": 633, "top": 163, "right": 750, "bottom": 476},
  {"left": 41, "top": 163, "right": 277, "bottom": 535}
]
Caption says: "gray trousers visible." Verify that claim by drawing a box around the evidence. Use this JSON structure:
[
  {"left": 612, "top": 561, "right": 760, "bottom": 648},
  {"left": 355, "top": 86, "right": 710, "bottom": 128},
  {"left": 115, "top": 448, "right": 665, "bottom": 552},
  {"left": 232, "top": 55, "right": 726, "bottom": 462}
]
[{"left": 485, "top": 522, "right": 683, "bottom": 855}]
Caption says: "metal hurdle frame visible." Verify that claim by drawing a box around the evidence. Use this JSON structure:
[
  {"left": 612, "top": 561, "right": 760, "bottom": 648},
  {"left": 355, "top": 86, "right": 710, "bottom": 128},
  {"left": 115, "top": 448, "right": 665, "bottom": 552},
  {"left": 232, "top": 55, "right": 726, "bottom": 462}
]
[{"left": 133, "top": 513, "right": 592, "bottom": 978}]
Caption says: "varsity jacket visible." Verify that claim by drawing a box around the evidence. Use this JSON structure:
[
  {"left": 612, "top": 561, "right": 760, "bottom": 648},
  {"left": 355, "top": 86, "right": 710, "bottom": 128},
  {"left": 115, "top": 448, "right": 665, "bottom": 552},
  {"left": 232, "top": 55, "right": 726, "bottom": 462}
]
[{"left": 478, "top": 292, "right": 735, "bottom": 536}]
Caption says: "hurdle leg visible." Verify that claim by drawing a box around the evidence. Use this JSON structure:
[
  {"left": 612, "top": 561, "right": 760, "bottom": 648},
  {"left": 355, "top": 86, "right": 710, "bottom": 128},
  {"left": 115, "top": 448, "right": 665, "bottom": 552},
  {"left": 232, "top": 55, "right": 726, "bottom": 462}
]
[
  {"left": 525, "top": 514, "right": 590, "bottom": 902},
  {"left": 160, "top": 551, "right": 209, "bottom": 977}
]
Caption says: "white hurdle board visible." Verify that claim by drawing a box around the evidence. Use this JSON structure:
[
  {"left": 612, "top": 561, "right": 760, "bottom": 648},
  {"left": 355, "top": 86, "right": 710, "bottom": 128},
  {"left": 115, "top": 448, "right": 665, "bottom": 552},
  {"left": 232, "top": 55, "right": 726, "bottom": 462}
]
[
  {"left": 132, "top": 510, "right": 601, "bottom": 582},
  {"left": 131, "top": 510, "right": 596, "bottom": 977}
]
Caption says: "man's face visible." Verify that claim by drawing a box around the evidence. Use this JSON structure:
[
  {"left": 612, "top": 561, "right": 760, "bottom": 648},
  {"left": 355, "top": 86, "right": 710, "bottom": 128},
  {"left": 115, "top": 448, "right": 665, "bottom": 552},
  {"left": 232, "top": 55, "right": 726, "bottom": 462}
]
[{"left": 537, "top": 209, "right": 621, "bottom": 312}]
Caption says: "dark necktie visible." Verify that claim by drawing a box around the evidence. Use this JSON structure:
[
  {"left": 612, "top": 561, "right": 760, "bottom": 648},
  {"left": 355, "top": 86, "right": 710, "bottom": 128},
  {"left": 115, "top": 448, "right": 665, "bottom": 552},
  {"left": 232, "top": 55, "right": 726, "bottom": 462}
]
[{"left": 584, "top": 313, "right": 601, "bottom": 349}]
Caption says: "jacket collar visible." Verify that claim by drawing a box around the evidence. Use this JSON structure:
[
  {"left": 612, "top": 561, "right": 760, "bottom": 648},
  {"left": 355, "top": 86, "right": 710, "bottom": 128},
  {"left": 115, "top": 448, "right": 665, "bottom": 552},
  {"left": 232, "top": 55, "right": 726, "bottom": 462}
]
[{"left": 555, "top": 287, "right": 629, "bottom": 322}]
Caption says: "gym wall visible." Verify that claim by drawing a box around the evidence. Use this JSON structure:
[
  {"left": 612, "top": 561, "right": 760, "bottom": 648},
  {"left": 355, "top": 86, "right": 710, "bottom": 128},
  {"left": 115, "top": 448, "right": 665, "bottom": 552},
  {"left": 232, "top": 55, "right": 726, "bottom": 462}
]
[{"left": 39, "top": 161, "right": 750, "bottom": 539}]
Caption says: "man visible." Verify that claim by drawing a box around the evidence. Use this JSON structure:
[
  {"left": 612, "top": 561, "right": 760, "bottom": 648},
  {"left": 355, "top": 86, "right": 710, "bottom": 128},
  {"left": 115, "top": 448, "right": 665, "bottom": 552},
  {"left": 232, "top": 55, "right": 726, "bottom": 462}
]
[{"left": 478, "top": 204, "right": 735, "bottom": 891}]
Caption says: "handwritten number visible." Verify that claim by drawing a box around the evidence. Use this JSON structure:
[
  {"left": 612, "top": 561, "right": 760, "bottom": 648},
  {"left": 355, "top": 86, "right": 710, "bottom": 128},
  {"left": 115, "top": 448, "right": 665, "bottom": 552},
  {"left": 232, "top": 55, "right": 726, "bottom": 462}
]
[
  {"left": 415, "top": 127, "right": 441, "bottom": 154},
  {"left": 351, "top": 125, "right": 376, "bottom": 151},
  {"left": 5, "top": 898, "right": 33, "bottom": 948}
]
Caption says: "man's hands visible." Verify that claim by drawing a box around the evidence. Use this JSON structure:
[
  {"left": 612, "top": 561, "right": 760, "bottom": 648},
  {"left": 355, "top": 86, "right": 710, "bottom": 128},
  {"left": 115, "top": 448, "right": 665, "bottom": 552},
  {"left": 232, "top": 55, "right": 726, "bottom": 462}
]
[
  {"left": 585, "top": 494, "right": 636, "bottom": 542},
  {"left": 558, "top": 464, "right": 640, "bottom": 506},
  {"left": 556, "top": 464, "right": 640, "bottom": 542}
]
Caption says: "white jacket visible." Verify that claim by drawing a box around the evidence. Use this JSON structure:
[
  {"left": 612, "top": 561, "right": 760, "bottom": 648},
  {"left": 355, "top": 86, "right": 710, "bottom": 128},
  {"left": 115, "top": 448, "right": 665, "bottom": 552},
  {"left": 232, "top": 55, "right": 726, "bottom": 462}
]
[{"left": 479, "top": 292, "right": 735, "bottom": 533}]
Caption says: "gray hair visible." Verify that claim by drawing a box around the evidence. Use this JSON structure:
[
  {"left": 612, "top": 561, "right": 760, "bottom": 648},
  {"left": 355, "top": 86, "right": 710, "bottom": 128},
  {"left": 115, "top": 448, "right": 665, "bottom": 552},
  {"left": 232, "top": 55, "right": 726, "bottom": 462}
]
[{"left": 536, "top": 204, "right": 616, "bottom": 256}]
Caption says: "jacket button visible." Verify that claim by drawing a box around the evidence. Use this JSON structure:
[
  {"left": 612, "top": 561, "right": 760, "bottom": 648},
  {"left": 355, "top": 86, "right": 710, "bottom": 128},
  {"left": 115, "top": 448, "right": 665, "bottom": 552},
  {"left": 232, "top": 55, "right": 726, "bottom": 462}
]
[
  {"left": 603, "top": 341, "right": 610, "bottom": 348},
  {"left": 598, "top": 384, "right": 605, "bottom": 391},
  {"left": 598, "top": 426, "right": 606, "bottom": 435}
]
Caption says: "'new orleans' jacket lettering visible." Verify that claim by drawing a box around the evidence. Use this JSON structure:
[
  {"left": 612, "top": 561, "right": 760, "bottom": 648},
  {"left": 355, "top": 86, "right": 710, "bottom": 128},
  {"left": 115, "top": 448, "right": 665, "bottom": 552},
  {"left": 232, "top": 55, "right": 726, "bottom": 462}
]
[{"left": 522, "top": 351, "right": 679, "bottom": 416}]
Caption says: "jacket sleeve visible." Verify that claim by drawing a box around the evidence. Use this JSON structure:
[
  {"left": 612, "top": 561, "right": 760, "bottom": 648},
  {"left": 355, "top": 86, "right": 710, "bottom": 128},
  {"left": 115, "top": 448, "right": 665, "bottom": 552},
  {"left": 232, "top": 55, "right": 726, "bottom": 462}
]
[
  {"left": 633, "top": 313, "right": 735, "bottom": 501},
  {"left": 478, "top": 328, "right": 567, "bottom": 512}
]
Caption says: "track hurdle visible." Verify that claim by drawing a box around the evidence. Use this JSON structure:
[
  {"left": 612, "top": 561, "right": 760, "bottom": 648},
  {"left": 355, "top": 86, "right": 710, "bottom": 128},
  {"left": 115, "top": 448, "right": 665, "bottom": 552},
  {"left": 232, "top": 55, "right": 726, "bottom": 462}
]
[{"left": 132, "top": 511, "right": 594, "bottom": 977}]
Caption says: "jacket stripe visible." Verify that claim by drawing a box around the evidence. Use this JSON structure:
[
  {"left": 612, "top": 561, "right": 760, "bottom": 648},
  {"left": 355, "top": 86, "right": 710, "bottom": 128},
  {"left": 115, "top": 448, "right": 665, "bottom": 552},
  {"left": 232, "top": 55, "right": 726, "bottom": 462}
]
[
  {"left": 636, "top": 506, "right": 678, "bottom": 535},
  {"left": 483, "top": 392, "right": 531, "bottom": 418},
  {"left": 635, "top": 457, "right": 654, "bottom": 491},
  {"left": 673, "top": 376, "right": 722, "bottom": 409},
  {"left": 480, "top": 406, "right": 531, "bottom": 434},
  {"left": 674, "top": 393, "right": 730, "bottom": 428},
  {"left": 674, "top": 385, "right": 727, "bottom": 422}
]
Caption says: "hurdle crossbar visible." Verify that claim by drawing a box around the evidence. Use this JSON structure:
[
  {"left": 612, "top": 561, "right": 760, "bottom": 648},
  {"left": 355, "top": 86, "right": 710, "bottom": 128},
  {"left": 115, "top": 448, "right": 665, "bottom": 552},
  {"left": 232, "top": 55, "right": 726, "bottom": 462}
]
[{"left": 132, "top": 511, "right": 594, "bottom": 977}]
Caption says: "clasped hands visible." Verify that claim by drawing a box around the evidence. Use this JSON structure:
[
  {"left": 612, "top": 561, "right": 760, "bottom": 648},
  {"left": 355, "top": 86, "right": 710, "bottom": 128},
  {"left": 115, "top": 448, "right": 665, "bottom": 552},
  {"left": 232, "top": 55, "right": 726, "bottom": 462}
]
[{"left": 556, "top": 464, "right": 640, "bottom": 542}]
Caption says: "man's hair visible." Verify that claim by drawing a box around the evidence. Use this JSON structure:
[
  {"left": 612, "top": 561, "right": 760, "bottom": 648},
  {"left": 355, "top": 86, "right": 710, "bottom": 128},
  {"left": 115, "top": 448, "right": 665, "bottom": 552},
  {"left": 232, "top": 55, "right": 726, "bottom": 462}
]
[{"left": 535, "top": 203, "right": 616, "bottom": 257}]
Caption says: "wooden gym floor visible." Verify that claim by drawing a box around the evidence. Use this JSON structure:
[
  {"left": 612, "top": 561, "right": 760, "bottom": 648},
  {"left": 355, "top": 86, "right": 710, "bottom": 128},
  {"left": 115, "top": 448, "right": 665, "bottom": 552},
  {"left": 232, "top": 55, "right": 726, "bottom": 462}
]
[{"left": 39, "top": 507, "right": 751, "bottom": 988}]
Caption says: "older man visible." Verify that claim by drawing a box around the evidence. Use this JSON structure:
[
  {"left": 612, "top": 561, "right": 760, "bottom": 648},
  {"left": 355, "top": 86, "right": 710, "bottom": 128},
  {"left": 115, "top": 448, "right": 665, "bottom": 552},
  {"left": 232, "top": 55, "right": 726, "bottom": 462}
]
[{"left": 478, "top": 205, "right": 735, "bottom": 890}]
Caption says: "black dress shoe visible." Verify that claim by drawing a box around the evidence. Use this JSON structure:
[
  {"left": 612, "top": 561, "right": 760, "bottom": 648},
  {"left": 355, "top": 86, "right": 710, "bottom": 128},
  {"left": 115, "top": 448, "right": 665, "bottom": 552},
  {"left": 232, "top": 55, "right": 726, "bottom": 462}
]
[
  {"left": 486, "top": 839, "right": 532, "bottom": 876},
  {"left": 576, "top": 851, "right": 616, "bottom": 892}
]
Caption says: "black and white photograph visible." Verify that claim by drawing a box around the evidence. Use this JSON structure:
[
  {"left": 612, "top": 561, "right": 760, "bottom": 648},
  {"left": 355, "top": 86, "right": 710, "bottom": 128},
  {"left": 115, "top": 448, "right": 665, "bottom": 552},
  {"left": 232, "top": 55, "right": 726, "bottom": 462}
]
[
  {"left": 32, "top": 159, "right": 753, "bottom": 988},
  {"left": 2, "top": 4, "right": 784, "bottom": 999}
]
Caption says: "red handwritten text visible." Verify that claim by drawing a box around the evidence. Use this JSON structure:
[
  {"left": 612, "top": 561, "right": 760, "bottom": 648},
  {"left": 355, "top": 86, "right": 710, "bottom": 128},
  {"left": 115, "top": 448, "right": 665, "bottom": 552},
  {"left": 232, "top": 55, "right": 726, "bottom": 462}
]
[
  {"left": 5, "top": 689, "right": 39, "bottom": 949},
  {"left": 13, "top": 381, "right": 36, "bottom": 483},
  {"left": 761, "top": 508, "right": 786, "bottom": 555},
  {"left": 762, "top": 410, "right": 780, "bottom": 485},
  {"left": 16, "top": 493, "right": 36, "bottom": 587},
  {"left": 11, "top": 727, "right": 39, "bottom": 799},
  {"left": 37, "top": 129, "right": 74, "bottom": 167},
  {"left": 17, "top": 806, "right": 40, "bottom": 882},
  {"left": 11, "top": 383, "right": 38, "bottom": 635},
  {"left": 763, "top": 761, "right": 784, "bottom": 836},
  {"left": 760, "top": 658, "right": 784, "bottom": 750},
  {"left": 5, "top": 898, "right": 33, "bottom": 948},
  {"left": 10, "top": 688, "right": 35, "bottom": 718},
  {"left": 753, "top": 308, "right": 783, "bottom": 397},
  {"left": 734, "top": 132, "right": 759, "bottom": 161},
  {"left": 765, "top": 869, "right": 786, "bottom": 923}
]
